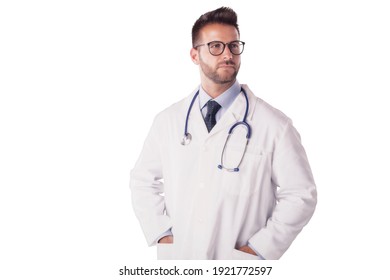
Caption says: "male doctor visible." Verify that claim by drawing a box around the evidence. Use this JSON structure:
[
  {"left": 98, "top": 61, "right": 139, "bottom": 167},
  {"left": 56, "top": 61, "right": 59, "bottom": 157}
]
[{"left": 130, "top": 7, "right": 317, "bottom": 260}]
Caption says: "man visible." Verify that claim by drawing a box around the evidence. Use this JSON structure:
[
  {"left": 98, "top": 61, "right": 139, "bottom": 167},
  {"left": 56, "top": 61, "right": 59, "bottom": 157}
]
[{"left": 130, "top": 7, "right": 317, "bottom": 260}]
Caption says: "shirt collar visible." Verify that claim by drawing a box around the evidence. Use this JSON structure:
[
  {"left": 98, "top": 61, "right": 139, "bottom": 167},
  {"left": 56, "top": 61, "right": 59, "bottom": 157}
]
[{"left": 199, "top": 80, "right": 241, "bottom": 111}]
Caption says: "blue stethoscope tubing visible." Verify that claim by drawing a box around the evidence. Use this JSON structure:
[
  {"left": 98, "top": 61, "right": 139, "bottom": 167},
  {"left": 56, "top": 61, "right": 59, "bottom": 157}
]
[{"left": 181, "top": 88, "right": 252, "bottom": 172}]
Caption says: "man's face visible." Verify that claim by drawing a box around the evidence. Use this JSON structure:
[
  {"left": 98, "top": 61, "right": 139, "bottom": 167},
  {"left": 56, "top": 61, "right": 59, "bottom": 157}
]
[{"left": 191, "top": 23, "right": 241, "bottom": 85}]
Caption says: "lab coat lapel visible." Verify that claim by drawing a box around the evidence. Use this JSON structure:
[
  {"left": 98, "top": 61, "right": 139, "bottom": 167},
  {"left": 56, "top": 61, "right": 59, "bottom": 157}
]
[
  {"left": 207, "top": 85, "right": 256, "bottom": 139},
  {"left": 184, "top": 91, "right": 209, "bottom": 142},
  {"left": 207, "top": 104, "right": 240, "bottom": 138}
]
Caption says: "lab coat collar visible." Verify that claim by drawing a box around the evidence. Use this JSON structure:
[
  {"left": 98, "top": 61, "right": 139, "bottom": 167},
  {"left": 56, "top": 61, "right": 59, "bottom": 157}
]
[
  {"left": 230, "top": 84, "right": 256, "bottom": 121},
  {"left": 182, "top": 84, "right": 257, "bottom": 141},
  {"left": 207, "top": 84, "right": 257, "bottom": 139}
]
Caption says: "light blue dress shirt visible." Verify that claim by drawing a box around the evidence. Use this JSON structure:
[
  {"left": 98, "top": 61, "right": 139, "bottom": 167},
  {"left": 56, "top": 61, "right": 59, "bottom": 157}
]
[{"left": 198, "top": 80, "right": 241, "bottom": 121}]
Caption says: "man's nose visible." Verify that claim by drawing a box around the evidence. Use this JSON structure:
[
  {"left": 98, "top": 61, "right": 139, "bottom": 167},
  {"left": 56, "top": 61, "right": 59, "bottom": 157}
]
[{"left": 222, "top": 44, "right": 233, "bottom": 59}]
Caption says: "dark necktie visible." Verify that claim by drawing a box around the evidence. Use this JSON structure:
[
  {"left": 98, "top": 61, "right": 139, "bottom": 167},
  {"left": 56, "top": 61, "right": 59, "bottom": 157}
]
[{"left": 204, "top": 100, "right": 221, "bottom": 132}]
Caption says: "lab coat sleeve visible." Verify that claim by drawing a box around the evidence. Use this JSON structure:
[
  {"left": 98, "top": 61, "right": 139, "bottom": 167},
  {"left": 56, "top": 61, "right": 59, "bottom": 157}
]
[
  {"left": 130, "top": 114, "right": 172, "bottom": 246},
  {"left": 248, "top": 119, "right": 317, "bottom": 259}
]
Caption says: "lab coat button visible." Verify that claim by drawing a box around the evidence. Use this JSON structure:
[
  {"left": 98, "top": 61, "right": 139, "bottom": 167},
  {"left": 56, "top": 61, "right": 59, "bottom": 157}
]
[
  {"left": 198, "top": 218, "right": 204, "bottom": 223},
  {"left": 199, "top": 183, "right": 205, "bottom": 189}
]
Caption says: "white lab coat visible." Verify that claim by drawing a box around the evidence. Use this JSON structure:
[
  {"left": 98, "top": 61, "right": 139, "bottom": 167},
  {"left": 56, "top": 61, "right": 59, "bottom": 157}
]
[{"left": 130, "top": 85, "right": 317, "bottom": 260}]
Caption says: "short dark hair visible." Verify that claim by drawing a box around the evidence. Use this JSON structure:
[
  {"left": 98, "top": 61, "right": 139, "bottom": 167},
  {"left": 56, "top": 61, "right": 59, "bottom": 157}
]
[{"left": 191, "top": 7, "right": 240, "bottom": 47}]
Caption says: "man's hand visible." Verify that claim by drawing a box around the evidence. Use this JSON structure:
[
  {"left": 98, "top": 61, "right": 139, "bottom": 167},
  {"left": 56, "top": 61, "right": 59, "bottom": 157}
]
[
  {"left": 158, "top": 235, "right": 174, "bottom": 244},
  {"left": 238, "top": 245, "right": 257, "bottom": 256}
]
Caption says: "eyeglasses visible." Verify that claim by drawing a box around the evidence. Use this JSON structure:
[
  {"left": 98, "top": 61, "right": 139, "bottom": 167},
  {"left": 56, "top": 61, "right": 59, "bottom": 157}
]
[{"left": 194, "top": 40, "right": 245, "bottom": 56}]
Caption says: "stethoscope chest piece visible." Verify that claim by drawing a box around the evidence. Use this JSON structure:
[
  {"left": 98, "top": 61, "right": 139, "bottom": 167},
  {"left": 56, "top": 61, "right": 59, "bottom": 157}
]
[{"left": 181, "top": 133, "right": 192, "bottom": 145}]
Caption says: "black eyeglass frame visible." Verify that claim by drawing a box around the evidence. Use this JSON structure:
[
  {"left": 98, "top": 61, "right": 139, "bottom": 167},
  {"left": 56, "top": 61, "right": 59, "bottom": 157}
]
[{"left": 194, "top": 40, "right": 245, "bottom": 56}]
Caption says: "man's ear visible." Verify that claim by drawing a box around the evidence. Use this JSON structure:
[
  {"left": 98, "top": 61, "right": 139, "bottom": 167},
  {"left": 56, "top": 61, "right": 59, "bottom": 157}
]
[{"left": 190, "top": 48, "right": 199, "bottom": 65}]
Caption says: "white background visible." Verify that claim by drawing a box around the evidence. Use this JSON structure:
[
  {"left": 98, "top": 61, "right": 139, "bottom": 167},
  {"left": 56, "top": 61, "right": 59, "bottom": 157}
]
[{"left": 1, "top": 0, "right": 389, "bottom": 279}]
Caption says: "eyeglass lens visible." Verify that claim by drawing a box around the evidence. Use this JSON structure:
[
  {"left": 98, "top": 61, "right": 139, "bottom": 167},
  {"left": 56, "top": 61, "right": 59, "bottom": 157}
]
[{"left": 208, "top": 41, "right": 244, "bottom": 55}]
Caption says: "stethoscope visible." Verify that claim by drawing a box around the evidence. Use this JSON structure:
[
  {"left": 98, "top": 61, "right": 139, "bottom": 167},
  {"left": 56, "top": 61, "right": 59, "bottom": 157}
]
[{"left": 181, "top": 88, "right": 251, "bottom": 172}]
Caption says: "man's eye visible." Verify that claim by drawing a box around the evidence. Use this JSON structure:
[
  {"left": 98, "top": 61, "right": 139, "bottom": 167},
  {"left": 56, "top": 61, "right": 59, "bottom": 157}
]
[{"left": 211, "top": 43, "right": 222, "bottom": 49}]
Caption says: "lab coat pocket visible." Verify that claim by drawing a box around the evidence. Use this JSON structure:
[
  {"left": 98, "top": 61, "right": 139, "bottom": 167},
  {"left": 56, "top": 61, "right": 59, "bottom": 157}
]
[
  {"left": 231, "top": 249, "right": 259, "bottom": 260},
  {"left": 221, "top": 145, "right": 265, "bottom": 196},
  {"left": 157, "top": 243, "right": 175, "bottom": 260}
]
